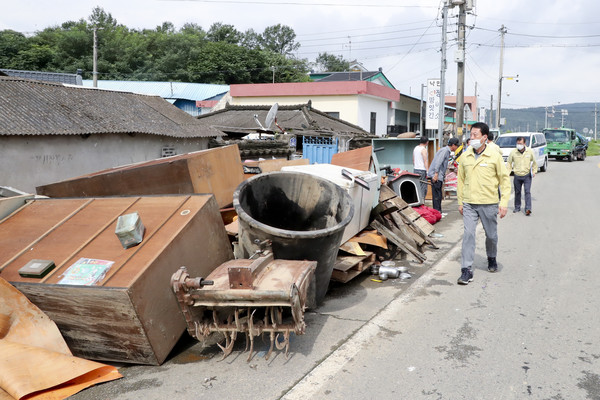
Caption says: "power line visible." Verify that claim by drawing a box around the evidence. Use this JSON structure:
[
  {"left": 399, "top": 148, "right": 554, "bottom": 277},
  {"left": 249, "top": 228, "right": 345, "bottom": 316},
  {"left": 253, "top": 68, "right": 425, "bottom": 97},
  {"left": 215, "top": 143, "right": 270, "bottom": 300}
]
[
  {"left": 299, "top": 26, "right": 440, "bottom": 43},
  {"left": 474, "top": 26, "right": 600, "bottom": 39},
  {"left": 299, "top": 33, "right": 439, "bottom": 48},
  {"left": 296, "top": 20, "right": 434, "bottom": 37},
  {"left": 296, "top": 40, "right": 441, "bottom": 56},
  {"left": 164, "top": 0, "right": 438, "bottom": 8},
  {"left": 472, "top": 42, "right": 600, "bottom": 48}
]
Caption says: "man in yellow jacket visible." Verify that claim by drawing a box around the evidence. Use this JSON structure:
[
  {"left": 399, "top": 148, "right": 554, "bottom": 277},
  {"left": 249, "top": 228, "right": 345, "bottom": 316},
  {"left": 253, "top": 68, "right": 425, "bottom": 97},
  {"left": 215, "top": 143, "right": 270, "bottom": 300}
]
[
  {"left": 457, "top": 122, "right": 511, "bottom": 284},
  {"left": 507, "top": 136, "right": 537, "bottom": 216}
]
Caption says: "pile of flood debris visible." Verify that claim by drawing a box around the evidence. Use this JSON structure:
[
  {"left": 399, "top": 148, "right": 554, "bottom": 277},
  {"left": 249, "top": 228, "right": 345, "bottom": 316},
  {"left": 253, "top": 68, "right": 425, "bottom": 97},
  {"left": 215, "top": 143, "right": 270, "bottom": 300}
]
[{"left": 0, "top": 143, "right": 447, "bottom": 398}]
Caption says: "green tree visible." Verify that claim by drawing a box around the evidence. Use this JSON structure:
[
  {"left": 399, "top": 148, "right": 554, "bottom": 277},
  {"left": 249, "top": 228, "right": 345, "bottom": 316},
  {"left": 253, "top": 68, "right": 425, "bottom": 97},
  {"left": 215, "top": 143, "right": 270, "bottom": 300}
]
[
  {"left": 240, "top": 28, "right": 261, "bottom": 50},
  {"left": 264, "top": 52, "right": 310, "bottom": 83},
  {"left": 0, "top": 30, "right": 29, "bottom": 68},
  {"left": 260, "top": 24, "right": 300, "bottom": 55},
  {"left": 188, "top": 41, "right": 269, "bottom": 84},
  {"left": 206, "top": 22, "right": 241, "bottom": 44},
  {"left": 313, "top": 52, "right": 351, "bottom": 72},
  {"left": 88, "top": 7, "right": 117, "bottom": 29}
]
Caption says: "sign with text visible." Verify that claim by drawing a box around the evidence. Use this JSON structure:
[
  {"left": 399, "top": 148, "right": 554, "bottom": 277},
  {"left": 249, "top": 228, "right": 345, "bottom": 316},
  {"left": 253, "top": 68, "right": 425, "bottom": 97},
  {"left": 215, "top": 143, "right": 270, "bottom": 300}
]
[{"left": 426, "top": 78, "right": 441, "bottom": 130}]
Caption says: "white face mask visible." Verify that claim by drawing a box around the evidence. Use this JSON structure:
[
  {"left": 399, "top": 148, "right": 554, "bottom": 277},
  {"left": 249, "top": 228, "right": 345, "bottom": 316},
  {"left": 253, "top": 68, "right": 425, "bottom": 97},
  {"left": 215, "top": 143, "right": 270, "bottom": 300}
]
[
  {"left": 516, "top": 144, "right": 525, "bottom": 151},
  {"left": 470, "top": 139, "right": 482, "bottom": 150}
]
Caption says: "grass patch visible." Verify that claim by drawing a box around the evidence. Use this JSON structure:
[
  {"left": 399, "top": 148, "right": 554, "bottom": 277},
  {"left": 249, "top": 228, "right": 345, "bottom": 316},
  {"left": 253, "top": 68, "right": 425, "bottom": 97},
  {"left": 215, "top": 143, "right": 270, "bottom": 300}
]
[{"left": 588, "top": 140, "right": 600, "bottom": 157}]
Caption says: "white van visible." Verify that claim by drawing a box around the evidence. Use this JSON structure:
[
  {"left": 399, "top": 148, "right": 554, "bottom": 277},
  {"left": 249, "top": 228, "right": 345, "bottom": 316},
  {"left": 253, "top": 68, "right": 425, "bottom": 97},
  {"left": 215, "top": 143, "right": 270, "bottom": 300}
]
[{"left": 495, "top": 132, "right": 548, "bottom": 172}]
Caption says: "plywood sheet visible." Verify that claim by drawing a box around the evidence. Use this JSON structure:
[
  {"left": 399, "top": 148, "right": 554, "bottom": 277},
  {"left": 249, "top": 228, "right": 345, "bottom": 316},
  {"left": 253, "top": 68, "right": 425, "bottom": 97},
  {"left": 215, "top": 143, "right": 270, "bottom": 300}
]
[
  {"left": 36, "top": 145, "right": 244, "bottom": 208},
  {"left": 331, "top": 146, "right": 373, "bottom": 171}
]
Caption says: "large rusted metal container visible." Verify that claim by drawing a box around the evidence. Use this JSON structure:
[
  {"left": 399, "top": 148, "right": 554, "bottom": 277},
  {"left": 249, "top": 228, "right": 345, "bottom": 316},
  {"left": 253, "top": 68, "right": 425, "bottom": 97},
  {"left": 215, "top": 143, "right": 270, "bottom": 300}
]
[
  {"left": 35, "top": 145, "right": 244, "bottom": 208},
  {"left": 0, "top": 195, "right": 233, "bottom": 365},
  {"left": 233, "top": 171, "right": 353, "bottom": 305}
]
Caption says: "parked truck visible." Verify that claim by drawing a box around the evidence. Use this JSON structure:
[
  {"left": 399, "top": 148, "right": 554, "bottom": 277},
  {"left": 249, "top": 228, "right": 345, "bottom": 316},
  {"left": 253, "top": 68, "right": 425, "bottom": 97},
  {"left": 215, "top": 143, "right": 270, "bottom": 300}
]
[{"left": 542, "top": 127, "right": 586, "bottom": 162}]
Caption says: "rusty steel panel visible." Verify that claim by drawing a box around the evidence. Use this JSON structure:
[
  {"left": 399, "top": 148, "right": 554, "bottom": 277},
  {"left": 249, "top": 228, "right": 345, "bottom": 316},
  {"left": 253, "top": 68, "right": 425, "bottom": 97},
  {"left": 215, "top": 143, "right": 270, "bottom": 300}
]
[{"left": 0, "top": 195, "right": 233, "bottom": 365}]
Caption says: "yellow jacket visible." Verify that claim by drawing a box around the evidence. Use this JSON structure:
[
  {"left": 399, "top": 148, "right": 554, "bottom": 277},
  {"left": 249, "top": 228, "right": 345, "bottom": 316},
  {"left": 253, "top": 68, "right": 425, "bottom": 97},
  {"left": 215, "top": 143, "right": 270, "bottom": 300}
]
[
  {"left": 507, "top": 147, "right": 537, "bottom": 176},
  {"left": 457, "top": 144, "right": 511, "bottom": 207},
  {"left": 487, "top": 141, "right": 504, "bottom": 156}
]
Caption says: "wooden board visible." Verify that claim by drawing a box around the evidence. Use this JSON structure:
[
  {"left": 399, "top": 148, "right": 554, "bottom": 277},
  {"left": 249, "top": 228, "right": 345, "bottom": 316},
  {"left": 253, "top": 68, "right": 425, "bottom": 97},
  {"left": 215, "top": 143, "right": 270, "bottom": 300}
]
[
  {"left": 36, "top": 145, "right": 244, "bottom": 208},
  {"left": 331, "top": 146, "right": 373, "bottom": 172},
  {"left": 371, "top": 220, "right": 426, "bottom": 263},
  {"left": 331, "top": 251, "right": 375, "bottom": 283},
  {"left": 1, "top": 195, "right": 234, "bottom": 365}
]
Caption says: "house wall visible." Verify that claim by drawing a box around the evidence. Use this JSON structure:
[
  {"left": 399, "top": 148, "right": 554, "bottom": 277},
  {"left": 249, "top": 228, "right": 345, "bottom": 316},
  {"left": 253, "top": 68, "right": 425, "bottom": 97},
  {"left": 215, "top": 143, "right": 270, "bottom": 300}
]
[
  {"left": 356, "top": 96, "right": 389, "bottom": 136},
  {"left": 1, "top": 134, "right": 210, "bottom": 193}
]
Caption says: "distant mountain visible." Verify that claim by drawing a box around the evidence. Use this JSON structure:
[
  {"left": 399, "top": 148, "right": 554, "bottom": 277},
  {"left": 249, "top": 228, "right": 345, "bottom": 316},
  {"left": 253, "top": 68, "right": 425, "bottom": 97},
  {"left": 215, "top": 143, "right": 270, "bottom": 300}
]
[{"left": 492, "top": 103, "right": 599, "bottom": 136}]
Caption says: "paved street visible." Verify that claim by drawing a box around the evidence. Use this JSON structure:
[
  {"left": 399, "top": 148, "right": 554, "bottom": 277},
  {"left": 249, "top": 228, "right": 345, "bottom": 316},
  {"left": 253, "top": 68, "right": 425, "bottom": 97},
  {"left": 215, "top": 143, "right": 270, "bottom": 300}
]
[{"left": 71, "top": 157, "right": 600, "bottom": 400}]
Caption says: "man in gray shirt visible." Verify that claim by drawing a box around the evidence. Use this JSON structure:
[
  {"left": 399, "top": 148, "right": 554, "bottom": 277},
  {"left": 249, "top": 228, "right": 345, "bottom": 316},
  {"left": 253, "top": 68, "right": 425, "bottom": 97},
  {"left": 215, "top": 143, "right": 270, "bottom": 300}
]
[{"left": 427, "top": 137, "right": 459, "bottom": 213}]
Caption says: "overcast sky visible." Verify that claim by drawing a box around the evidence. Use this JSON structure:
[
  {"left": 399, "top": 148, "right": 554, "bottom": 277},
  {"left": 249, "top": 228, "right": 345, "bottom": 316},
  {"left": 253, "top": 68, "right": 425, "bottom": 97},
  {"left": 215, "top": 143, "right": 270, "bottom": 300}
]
[{"left": 2, "top": 0, "right": 600, "bottom": 110}]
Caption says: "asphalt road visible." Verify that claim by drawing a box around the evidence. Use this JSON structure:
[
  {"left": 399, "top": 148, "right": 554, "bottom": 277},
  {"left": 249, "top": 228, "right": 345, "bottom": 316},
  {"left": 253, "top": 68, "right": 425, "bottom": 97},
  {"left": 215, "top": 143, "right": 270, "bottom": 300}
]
[{"left": 71, "top": 156, "right": 600, "bottom": 400}]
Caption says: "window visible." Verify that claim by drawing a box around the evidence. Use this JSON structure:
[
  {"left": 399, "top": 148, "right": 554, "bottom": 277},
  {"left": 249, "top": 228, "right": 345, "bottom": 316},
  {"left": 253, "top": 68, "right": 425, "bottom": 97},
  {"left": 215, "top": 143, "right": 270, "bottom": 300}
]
[
  {"left": 370, "top": 112, "right": 376, "bottom": 134},
  {"left": 325, "top": 111, "right": 340, "bottom": 119},
  {"left": 161, "top": 146, "right": 176, "bottom": 157}
]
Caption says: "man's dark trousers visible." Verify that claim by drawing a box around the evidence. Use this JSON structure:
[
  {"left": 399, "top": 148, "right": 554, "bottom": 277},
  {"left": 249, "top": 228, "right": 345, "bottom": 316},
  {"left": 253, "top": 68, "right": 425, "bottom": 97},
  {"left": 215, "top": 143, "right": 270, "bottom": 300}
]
[
  {"left": 432, "top": 180, "right": 444, "bottom": 212},
  {"left": 513, "top": 173, "right": 532, "bottom": 211}
]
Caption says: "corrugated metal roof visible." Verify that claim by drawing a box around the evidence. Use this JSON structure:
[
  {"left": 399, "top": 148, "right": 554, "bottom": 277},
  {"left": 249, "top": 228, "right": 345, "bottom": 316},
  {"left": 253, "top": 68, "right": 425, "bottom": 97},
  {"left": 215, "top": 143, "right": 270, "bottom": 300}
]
[
  {"left": 0, "top": 68, "right": 82, "bottom": 85},
  {"left": 82, "top": 80, "right": 229, "bottom": 102},
  {"left": 0, "top": 76, "right": 222, "bottom": 138}
]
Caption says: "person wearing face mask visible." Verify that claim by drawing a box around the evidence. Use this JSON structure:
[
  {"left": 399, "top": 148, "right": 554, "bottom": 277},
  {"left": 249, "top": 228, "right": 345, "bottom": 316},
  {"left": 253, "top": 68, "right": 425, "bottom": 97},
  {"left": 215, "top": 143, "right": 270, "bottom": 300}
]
[
  {"left": 506, "top": 136, "right": 537, "bottom": 216},
  {"left": 486, "top": 131, "right": 503, "bottom": 156},
  {"left": 457, "top": 122, "right": 511, "bottom": 284}
]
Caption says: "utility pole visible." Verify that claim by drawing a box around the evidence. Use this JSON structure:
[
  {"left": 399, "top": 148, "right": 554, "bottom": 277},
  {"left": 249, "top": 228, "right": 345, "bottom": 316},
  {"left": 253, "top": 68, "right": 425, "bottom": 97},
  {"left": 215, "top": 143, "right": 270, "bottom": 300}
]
[
  {"left": 455, "top": 2, "right": 467, "bottom": 141},
  {"left": 474, "top": 81, "right": 478, "bottom": 121},
  {"left": 419, "top": 83, "right": 425, "bottom": 135},
  {"left": 437, "top": 0, "right": 449, "bottom": 145},
  {"left": 496, "top": 25, "right": 507, "bottom": 129},
  {"left": 489, "top": 95, "right": 493, "bottom": 127},
  {"left": 93, "top": 27, "right": 98, "bottom": 88},
  {"left": 593, "top": 103, "right": 597, "bottom": 140}
]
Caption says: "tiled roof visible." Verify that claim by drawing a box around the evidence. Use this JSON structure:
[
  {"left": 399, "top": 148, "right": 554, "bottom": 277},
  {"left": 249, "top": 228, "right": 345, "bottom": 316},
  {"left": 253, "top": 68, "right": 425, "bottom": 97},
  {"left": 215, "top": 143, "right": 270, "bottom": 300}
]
[
  {"left": 82, "top": 80, "right": 229, "bottom": 102},
  {"left": 0, "top": 76, "right": 222, "bottom": 138},
  {"left": 310, "top": 71, "right": 396, "bottom": 89},
  {"left": 0, "top": 68, "right": 82, "bottom": 85},
  {"left": 312, "top": 71, "right": 379, "bottom": 82},
  {"left": 197, "top": 103, "right": 370, "bottom": 137}
]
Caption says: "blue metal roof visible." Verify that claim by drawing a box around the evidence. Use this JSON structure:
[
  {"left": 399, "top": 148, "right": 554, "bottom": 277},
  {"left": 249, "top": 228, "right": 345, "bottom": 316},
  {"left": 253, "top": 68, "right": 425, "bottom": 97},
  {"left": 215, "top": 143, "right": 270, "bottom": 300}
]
[{"left": 82, "top": 80, "right": 229, "bottom": 102}]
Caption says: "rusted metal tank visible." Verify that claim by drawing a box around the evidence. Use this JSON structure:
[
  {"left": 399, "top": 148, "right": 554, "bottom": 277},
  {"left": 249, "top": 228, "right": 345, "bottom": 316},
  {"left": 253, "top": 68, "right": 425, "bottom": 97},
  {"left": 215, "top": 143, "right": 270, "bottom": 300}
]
[
  {"left": 233, "top": 171, "right": 353, "bottom": 305},
  {"left": 171, "top": 252, "right": 316, "bottom": 360}
]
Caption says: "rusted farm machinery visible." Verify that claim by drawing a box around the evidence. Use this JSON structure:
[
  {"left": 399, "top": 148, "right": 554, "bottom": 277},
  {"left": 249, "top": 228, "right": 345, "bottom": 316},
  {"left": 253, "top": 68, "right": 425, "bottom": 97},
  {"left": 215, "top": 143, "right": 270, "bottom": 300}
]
[{"left": 171, "top": 251, "right": 316, "bottom": 361}]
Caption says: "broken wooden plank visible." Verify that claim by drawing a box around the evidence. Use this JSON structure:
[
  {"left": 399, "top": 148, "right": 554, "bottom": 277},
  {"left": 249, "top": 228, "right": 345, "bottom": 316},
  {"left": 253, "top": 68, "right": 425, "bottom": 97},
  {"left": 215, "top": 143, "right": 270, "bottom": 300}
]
[
  {"left": 333, "top": 252, "right": 375, "bottom": 273},
  {"left": 371, "top": 219, "right": 426, "bottom": 263},
  {"left": 379, "top": 184, "right": 398, "bottom": 203},
  {"left": 331, "top": 268, "right": 364, "bottom": 283},
  {"left": 331, "top": 252, "right": 376, "bottom": 283},
  {"left": 387, "top": 212, "right": 420, "bottom": 248}
]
